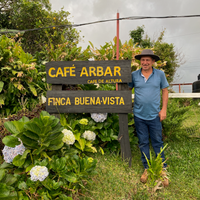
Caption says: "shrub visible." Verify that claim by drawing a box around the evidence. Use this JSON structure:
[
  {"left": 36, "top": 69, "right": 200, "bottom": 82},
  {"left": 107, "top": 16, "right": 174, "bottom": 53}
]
[
  {"left": 0, "top": 35, "right": 47, "bottom": 116},
  {"left": 60, "top": 112, "right": 138, "bottom": 153},
  {"left": 162, "top": 98, "right": 190, "bottom": 140},
  {"left": 0, "top": 111, "right": 97, "bottom": 199}
]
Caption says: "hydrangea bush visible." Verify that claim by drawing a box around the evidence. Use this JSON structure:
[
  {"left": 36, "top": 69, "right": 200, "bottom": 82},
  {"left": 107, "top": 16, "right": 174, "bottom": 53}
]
[{"left": 0, "top": 111, "right": 97, "bottom": 199}]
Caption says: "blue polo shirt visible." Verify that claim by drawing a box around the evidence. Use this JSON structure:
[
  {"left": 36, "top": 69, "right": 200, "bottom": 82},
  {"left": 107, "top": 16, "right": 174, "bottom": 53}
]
[{"left": 128, "top": 68, "right": 169, "bottom": 120}]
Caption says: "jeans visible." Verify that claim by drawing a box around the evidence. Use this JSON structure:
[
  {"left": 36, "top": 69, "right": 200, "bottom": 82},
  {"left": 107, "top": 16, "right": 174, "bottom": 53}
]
[{"left": 134, "top": 115, "right": 167, "bottom": 169}]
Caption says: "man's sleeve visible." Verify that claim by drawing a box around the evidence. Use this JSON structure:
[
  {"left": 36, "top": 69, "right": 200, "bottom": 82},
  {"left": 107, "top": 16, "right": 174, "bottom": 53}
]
[{"left": 160, "top": 71, "right": 169, "bottom": 89}]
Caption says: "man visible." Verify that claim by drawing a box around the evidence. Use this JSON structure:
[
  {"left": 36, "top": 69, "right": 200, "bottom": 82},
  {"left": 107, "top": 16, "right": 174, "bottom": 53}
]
[{"left": 128, "top": 49, "right": 169, "bottom": 186}]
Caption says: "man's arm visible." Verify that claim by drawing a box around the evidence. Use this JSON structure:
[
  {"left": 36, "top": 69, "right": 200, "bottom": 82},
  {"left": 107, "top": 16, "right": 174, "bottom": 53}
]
[{"left": 159, "top": 88, "right": 168, "bottom": 121}]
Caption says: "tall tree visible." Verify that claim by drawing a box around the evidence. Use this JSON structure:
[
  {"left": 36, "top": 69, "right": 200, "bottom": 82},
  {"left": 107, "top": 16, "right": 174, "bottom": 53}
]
[{"left": 0, "top": 0, "right": 79, "bottom": 54}]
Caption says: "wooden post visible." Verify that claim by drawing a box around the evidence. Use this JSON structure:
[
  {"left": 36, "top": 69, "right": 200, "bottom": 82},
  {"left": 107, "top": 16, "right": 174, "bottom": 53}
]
[
  {"left": 118, "top": 83, "right": 132, "bottom": 167},
  {"left": 116, "top": 12, "right": 132, "bottom": 167},
  {"left": 52, "top": 84, "right": 62, "bottom": 118}
]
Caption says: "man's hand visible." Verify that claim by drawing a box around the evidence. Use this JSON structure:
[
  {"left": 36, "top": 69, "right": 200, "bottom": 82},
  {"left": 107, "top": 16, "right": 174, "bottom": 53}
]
[{"left": 159, "top": 109, "right": 167, "bottom": 121}]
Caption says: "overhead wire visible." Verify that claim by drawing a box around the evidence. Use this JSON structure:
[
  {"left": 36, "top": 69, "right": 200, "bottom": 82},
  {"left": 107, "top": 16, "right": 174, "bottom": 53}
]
[{"left": 1, "top": 14, "right": 200, "bottom": 34}]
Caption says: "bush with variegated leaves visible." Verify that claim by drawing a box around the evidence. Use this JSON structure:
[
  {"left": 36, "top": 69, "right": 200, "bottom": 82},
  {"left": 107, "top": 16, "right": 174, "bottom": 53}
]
[{"left": 0, "top": 35, "right": 47, "bottom": 116}]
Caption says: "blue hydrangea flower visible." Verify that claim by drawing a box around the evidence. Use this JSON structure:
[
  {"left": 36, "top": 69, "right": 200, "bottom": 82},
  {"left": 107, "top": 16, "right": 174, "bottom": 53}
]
[
  {"left": 91, "top": 113, "right": 107, "bottom": 123},
  {"left": 30, "top": 166, "right": 49, "bottom": 182},
  {"left": 2, "top": 141, "right": 26, "bottom": 163}
]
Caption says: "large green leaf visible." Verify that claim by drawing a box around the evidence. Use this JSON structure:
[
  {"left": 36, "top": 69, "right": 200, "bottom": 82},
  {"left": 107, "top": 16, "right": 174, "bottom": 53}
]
[
  {"left": 20, "top": 135, "right": 38, "bottom": 148},
  {"left": 24, "top": 123, "right": 41, "bottom": 135},
  {"left": 49, "top": 123, "right": 63, "bottom": 135},
  {"left": 76, "top": 138, "right": 86, "bottom": 151},
  {"left": 4, "top": 122, "right": 20, "bottom": 136},
  {"left": 12, "top": 155, "right": 25, "bottom": 167},
  {"left": 23, "top": 130, "right": 39, "bottom": 141},
  {"left": 40, "top": 126, "right": 52, "bottom": 136},
  {"left": 11, "top": 121, "right": 25, "bottom": 133},
  {"left": 46, "top": 133, "right": 63, "bottom": 145},
  {"left": 46, "top": 131, "right": 63, "bottom": 142},
  {"left": 2, "top": 136, "right": 20, "bottom": 148}
]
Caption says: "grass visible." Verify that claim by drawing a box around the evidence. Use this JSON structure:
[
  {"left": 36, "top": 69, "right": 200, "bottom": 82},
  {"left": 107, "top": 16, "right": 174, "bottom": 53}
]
[{"left": 78, "top": 104, "right": 200, "bottom": 200}]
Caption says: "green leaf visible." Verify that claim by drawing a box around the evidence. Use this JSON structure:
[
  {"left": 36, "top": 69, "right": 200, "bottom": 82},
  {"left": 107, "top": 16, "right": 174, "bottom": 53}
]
[
  {"left": 18, "top": 116, "right": 29, "bottom": 123},
  {"left": 4, "top": 122, "right": 20, "bottom": 136},
  {"left": 3, "top": 174, "right": 17, "bottom": 186},
  {"left": 51, "top": 118, "right": 60, "bottom": 128},
  {"left": 12, "top": 121, "right": 25, "bottom": 133},
  {"left": 20, "top": 135, "right": 38, "bottom": 148},
  {"left": 2, "top": 136, "right": 20, "bottom": 147},
  {"left": 18, "top": 182, "right": 28, "bottom": 190},
  {"left": 23, "top": 130, "right": 39, "bottom": 141},
  {"left": 62, "top": 172, "right": 77, "bottom": 183},
  {"left": 128, "top": 119, "right": 135, "bottom": 126},
  {"left": 14, "top": 168, "right": 24, "bottom": 174},
  {"left": 76, "top": 138, "right": 86, "bottom": 151},
  {"left": 48, "top": 133, "right": 63, "bottom": 145},
  {"left": 25, "top": 164, "right": 34, "bottom": 172},
  {"left": 21, "top": 149, "right": 31, "bottom": 159},
  {"left": 0, "top": 97, "right": 4, "bottom": 105},
  {"left": 24, "top": 123, "right": 41, "bottom": 135},
  {"left": 12, "top": 155, "right": 25, "bottom": 167},
  {"left": 28, "top": 83, "right": 37, "bottom": 96},
  {"left": 32, "top": 146, "right": 45, "bottom": 155},
  {"left": 74, "top": 132, "right": 81, "bottom": 141},
  {"left": 60, "top": 114, "right": 67, "bottom": 126},
  {"left": 0, "top": 169, "right": 6, "bottom": 181},
  {"left": 0, "top": 183, "right": 10, "bottom": 197},
  {"left": 96, "top": 123, "right": 104, "bottom": 129},
  {"left": 48, "top": 142, "right": 64, "bottom": 150},
  {"left": 0, "top": 162, "right": 13, "bottom": 169},
  {"left": 0, "top": 81, "right": 4, "bottom": 93}
]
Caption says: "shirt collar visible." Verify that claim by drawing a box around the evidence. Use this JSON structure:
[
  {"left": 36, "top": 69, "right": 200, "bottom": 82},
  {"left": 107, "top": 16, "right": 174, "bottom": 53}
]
[{"left": 139, "top": 67, "right": 154, "bottom": 75}]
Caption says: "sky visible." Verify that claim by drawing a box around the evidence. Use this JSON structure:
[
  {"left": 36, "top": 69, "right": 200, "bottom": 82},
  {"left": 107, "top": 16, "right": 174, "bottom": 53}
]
[{"left": 49, "top": 0, "right": 200, "bottom": 93}]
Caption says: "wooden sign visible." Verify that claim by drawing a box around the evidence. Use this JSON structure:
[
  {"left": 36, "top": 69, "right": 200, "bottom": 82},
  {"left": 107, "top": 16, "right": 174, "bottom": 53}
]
[
  {"left": 46, "top": 90, "right": 132, "bottom": 113},
  {"left": 46, "top": 60, "right": 131, "bottom": 84}
]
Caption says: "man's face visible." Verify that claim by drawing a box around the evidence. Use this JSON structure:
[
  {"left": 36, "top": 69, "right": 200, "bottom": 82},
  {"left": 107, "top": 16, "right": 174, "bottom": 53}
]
[{"left": 140, "top": 56, "right": 155, "bottom": 71}]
